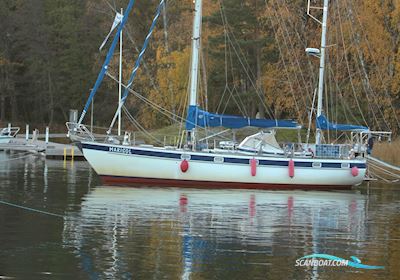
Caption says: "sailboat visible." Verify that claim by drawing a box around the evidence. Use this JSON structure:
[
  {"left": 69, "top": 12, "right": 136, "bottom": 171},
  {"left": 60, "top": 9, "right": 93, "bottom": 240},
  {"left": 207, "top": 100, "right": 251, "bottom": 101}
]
[{"left": 67, "top": 0, "right": 369, "bottom": 189}]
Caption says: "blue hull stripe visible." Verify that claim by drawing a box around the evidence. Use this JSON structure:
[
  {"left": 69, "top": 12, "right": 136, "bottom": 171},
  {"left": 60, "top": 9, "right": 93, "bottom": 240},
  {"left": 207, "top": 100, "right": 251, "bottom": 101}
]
[
  {"left": 191, "top": 155, "right": 214, "bottom": 162},
  {"left": 82, "top": 143, "right": 367, "bottom": 169},
  {"left": 322, "top": 162, "right": 341, "bottom": 168}
]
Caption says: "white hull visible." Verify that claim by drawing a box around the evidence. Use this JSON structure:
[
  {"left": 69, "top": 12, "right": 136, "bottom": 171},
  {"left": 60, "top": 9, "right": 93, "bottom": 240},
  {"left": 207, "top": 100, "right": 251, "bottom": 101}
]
[
  {"left": 0, "top": 126, "right": 19, "bottom": 144},
  {"left": 81, "top": 141, "right": 366, "bottom": 189},
  {"left": 0, "top": 136, "right": 12, "bottom": 144}
]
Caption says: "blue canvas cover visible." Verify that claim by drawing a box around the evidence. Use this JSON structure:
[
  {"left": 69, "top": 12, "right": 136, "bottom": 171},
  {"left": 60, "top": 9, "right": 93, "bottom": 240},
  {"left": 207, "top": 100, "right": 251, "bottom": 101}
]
[
  {"left": 186, "top": 106, "right": 300, "bottom": 130},
  {"left": 316, "top": 114, "right": 368, "bottom": 131}
]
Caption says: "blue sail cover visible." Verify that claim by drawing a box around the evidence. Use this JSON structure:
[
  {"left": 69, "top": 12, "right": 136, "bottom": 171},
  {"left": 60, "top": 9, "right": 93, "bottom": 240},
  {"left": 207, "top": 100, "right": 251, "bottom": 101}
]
[
  {"left": 186, "top": 106, "right": 300, "bottom": 130},
  {"left": 316, "top": 114, "right": 368, "bottom": 131}
]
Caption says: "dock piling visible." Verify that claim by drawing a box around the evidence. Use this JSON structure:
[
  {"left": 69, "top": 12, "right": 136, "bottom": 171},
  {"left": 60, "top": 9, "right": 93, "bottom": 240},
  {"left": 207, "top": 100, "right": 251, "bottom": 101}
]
[
  {"left": 25, "top": 124, "right": 29, "bottom": 141},
  {"left": 1, "top": 127, "right": 84, "bottom": 160},
  {"left": 45, "top": 127, "right": 49, "bottom": 144}
]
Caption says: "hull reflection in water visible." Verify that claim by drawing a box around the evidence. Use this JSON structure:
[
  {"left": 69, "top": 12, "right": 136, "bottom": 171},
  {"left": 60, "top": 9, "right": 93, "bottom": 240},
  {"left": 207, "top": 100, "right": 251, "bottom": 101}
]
[{"left": 63, "top": 187, "right": 367, "bottom": 279}]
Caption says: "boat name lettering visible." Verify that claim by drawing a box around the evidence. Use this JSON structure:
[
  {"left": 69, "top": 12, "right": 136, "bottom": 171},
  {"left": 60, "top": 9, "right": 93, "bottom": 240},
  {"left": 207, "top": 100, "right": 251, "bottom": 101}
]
[{"left": 109, "top": 147, "right": 132, "bottom": 154}]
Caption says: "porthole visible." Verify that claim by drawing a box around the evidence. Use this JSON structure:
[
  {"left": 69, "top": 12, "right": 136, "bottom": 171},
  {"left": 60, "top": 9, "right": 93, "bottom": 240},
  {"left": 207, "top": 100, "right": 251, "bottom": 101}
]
[
  {"left": 214, "top": 157, "right": 224, "bottom": 163},
  {"left": 181, "top": 154, "right": 191, "bottom": 160},
  {"left": 312, "top": 162, "right": 322, "bottom": 168}
]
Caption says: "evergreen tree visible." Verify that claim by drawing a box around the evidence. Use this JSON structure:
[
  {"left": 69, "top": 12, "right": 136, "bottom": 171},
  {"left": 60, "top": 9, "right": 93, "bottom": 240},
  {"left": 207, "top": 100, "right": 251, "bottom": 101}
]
[{"left": 206, "top": 0, "right": 274, "bottom": 118}]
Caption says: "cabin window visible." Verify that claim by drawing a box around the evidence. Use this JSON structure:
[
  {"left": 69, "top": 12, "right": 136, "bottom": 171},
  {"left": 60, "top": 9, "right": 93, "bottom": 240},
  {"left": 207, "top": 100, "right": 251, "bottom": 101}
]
[
  {"left": 181, "top": 154, "right": 191, "bottom": 160},
  {"left": 214, "top": 157, "right": 224, "bottom": 163},
  {"left": 312, "top": 162, "right": 322, "bottom": 168}
]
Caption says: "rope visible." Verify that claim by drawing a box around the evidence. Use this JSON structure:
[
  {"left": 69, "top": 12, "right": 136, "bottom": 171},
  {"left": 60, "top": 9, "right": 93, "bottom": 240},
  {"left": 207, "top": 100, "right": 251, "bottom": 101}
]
[
  {"left": 337, "top": 3, "right": 369, "bottom": 127},
  {"left": 107, "top": 73, "right": 211, "bottom": 135},
  {"left": 219, "top": 6, "right": 249, "bottom": 117},
  {"left": 305, "top": 89, "right": 317, "bottom": 145},
  {"left": 226, "top": 43, "right": 248, "bottom": 116},
  {"left": 215, "top": 4, "right": 235, "bottom": 115},
  {"left": 108, "top": 0, "right": 165, "bottom": 133},
  {"left": 265, "top": 5, "right": 302, "bottom": 121},
  {"left": 367, "top": 161, "right": 400, "bottom": 182},
  {"left": 219, "top": 1, "right": 275, "bottom": 119},
  {"left": 370, "top": 172, "right": 399, "bottom": 183},
  {"left": 124, "top": 27, "right": 163, "bottom": 99},
  {"left": 104, "top": 8, "right": 176, "bottom": 127},
  {"left": 122, "top": 106, "right": 164, "bottom": 145},
  {"left": 0, "top": 200, "right": 65, "bottom": 218},
  {"left": 107, "top": 72, "right": 230, "bottom": 133},
  {"left": 102, "top": 0, "right": 117, "bottom": 14},
  {"left": 272, "top": 0, "right": 310, "bottom": 113},
  {"left": 326, "top": 65, "right": 359, "bottom": 124},
  {"left": 367, "top": 155, "right": 400, "bottom": 173},
  {"left": 369, "top": 165, "right": 400, "bottom": 180},
  {"left": 349, "top": 0, "right": 400, "bottom": 130},
  {"left": 282, "top": 0, "right": 317, "bottom": 90},
  {"left": 78, "top": 0, "right": 136, "bottom": 125},
  {"left": 368, "top": 165, "right": 400, "bottom": 182},
  {"left": 216, "top": 4, "right": 229, "bottom": 114},
  {"left": 106, "top": 72, "right": 183, "bottom": 125},
  {"left": 341, "top": 0, "right": 388, "bottom": 130},
  {"left": 214, "top": 3, "right": 251, "bottom": 117}
]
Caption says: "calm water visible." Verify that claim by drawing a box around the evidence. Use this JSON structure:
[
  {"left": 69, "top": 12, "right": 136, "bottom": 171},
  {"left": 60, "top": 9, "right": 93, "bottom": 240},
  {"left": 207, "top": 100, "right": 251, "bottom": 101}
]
[{"left": 0, "top": 152, "right": 399, "bottom": 279}]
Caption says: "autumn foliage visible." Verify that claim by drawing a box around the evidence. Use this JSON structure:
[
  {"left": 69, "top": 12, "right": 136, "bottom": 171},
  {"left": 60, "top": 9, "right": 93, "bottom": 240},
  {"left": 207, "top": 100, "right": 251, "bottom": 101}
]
[{"left": 0, "top": 0, "right": 399, "bottom": 134}]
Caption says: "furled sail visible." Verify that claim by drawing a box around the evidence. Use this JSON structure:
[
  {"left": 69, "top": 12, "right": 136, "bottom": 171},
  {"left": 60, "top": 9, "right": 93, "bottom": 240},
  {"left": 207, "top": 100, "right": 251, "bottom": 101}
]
[
  {"left": 186, "top": 106, "right": 300, "bottom": 130},
  {"left": 316, "top": 114, "right": 368, "bottom": 131}
]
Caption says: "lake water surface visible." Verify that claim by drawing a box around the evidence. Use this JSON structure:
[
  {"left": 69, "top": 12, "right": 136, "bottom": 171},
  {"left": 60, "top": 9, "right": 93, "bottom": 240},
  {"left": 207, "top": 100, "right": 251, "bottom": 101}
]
[{"left": 0, "top": 152, "right": 399, "bottom": 279}]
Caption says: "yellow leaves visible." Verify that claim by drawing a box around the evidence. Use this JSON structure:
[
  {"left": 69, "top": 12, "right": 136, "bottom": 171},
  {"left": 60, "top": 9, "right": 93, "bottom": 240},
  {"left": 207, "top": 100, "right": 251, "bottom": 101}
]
[
  {"left": 391, "top": 48, "right": 400, "bottom": 93},
  {"left": 129, "top": 1, "right": 400, "bottom": 131},
  {"left": 357, "top": 0, "right": 391, "bottom": 61},
  {"left": 262, "top": 63, "right": 296, "bottom": 118},
  {"left": 156, "top": 47, "right": 190, "bottom": 102},
  {"left": 202, "top": 0, "right": 219, "bottom": 17},
  {"left": 137, "top": 47, "right": 191, "bottom": 128},
  {"left": 390, "top": 1, "right": 400, "bottom": 27}
]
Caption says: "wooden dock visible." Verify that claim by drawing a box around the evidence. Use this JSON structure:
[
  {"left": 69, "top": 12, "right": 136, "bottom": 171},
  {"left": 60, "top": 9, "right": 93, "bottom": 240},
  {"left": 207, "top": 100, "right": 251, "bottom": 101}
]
[
  {"left": 0, "top": 124, "right": 136, "bottom": 160},
  {"left": 0, "top": 138, "right": 84, "bottom": 160}
]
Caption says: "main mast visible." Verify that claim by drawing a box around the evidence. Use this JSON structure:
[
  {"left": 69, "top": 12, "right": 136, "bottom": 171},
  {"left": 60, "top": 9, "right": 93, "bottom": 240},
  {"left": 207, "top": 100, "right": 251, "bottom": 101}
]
[
  {"left": 187, "top": 0, "right": 202, "bottom": 148},
  {"left": 118, "top": 8, "right": 123, "bottom": 136},
  {"left": 315, "top": 0, "right": 329, "bottom": 144}
]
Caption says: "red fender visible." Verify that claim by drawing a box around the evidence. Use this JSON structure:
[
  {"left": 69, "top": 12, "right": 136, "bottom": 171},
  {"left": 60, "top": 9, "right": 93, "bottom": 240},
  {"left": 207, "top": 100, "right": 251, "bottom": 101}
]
[
  {"left": 351, "top": 166, "right": 359, "bottom": 177},
  {"left": 250, "top": 158, "right": 257, "bottom": 176},
  {"left": 180, "top": 159, "right": 189, "bottom": 173},
  {"left": 289, "top": 159, "right": 295, "bottom": 178}
]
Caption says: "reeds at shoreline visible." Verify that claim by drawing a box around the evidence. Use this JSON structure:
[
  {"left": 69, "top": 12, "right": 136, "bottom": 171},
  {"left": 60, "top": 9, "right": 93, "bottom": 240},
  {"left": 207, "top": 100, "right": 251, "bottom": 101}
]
[{"left": 372, "top": 139, "right": 400, "bottom": 166}]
